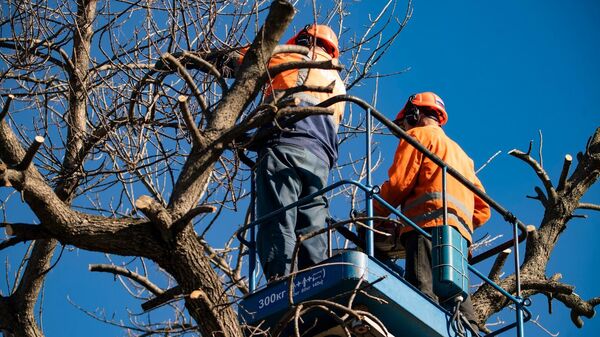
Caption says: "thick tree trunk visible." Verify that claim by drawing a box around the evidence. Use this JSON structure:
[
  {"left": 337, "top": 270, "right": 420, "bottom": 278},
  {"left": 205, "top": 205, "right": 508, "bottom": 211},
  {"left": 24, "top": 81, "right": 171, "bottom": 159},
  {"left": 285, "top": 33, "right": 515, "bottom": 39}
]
[
  {"left": 161, "top": 227, "right": 242, "bottom": 337},
  {"left": 0, "top": 239, "right": 57, "bottom": 337}
]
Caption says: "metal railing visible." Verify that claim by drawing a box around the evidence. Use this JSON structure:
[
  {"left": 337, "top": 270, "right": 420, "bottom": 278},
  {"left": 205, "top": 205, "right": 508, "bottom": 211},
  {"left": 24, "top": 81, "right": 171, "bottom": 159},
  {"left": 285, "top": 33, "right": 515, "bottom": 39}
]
[{"left": 237, "top": 95, "right": 531, "bottom": 337}]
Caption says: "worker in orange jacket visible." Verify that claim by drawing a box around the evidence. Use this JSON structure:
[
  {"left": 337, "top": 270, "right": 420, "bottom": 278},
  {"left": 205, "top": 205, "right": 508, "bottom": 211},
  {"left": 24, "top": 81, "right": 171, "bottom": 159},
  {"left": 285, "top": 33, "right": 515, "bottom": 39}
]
[
  {"left": 373, "top": 92, "right": 490, "bottom": 330},
  {"left": 247, "top": 24, "right": 346, "bottom": 280}
]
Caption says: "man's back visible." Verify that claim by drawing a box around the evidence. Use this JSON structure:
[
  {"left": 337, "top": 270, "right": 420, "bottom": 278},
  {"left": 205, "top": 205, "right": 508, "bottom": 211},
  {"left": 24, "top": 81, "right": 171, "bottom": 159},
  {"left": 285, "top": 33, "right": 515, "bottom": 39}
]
[
  {"left": 259, "top": 49, "right": 346, "bottom": 168},
  {"left": 377, "top": 124, "right": 490, "bottom": 242},
  {"left": 265, "top": 49, "right": 345, "bottom": 122}
]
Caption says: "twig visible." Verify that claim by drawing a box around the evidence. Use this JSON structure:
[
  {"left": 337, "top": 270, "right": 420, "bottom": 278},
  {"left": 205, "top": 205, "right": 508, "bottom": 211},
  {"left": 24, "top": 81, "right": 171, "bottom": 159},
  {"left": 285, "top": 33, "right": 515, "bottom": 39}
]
[
  {"left": 538, "top": 129, "right": 544, "bottom": 168},
  {"left": 171, "top": 204, "right": 217, "bottom": 235},
  {"left": 476, "top": 150, "right": 501, "bottom": 174},
  {"left": 530, "top": 315, "right": 560, "bottom": 337},
  {"left": 196, "top": 238, "right": 248, "bottom": 294},
  {"left": 181, "top": 51, "right": 229, "bottom": 92},
  {"left": 222, "top": 105, "right": 334, "bottom": 149},
  {"left": 0, "top": 236, "right": 35, "bottom": 250},
  {"left": 274, "top": 80, "right": 336, "bottom": 100},
  {"left": 533, "top": 186, "right": 549, "bottom": 207},
  {"left": 577, "top": 203, "right": 600, "bottom": 211},
  {"left": 520, "top": 278, "right": 574, "bottom": 294}
]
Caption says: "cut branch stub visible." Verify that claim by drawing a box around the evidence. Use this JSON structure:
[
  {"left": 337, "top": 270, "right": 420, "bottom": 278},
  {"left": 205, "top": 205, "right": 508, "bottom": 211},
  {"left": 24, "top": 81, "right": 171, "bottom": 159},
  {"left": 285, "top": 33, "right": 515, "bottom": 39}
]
[
  {"left": 488, "top": 248, "right": 511, "bottom": 282},
  {"left": 0, "top": 94, "right": 15, "bottom": 123},
  {"left": 5, "top": 223, "right": 14, "bottom": 236},
  {"left": 1, "top": 223, "right": 50, "bottom": 250},
  {"left": 141, "top": 286, "right": 183, "bottom": 312},
  {"left": 178, "top": 95, "right": 205, "bottom": 147},
  {"left": 135, "top": 195, "right": 173, "bottom": 243},
  {"left": 15, "top": 136, "right": 44, "bottom": 171},
  {"left": 557, "top": 154, "right": 572, "bottom": 191}
]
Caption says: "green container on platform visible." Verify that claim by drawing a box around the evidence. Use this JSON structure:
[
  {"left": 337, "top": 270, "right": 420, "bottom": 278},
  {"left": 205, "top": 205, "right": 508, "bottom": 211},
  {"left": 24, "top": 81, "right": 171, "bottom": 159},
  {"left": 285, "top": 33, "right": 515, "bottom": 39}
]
[{"left": 432, "top": 225, "right": 469, "bottom": 303}]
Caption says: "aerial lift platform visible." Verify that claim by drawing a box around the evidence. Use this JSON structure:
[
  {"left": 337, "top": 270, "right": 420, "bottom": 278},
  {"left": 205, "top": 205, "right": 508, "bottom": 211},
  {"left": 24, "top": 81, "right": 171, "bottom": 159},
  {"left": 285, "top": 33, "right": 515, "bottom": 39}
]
[
  {"left": 240, "top": 249, "right": 473, "bottom": 337},
  {"left": 236, "top": 96, "right": 532, "bottom": 337}
]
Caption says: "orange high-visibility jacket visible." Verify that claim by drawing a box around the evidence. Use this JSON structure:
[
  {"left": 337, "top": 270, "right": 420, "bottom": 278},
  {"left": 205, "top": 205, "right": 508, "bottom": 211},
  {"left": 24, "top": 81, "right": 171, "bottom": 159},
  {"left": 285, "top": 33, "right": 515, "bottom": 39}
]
[
  {"left": 265, "top": 48, "right": 346, "bottom": 123},
  {"left": 238, "top": 47, "right": 346, "bottom": 123},
  {"left": 374, "top": 125, "right": 491, "bottom": 243},
  {"left": 238, "top": 47, "right": 346, "bottom": 167}
]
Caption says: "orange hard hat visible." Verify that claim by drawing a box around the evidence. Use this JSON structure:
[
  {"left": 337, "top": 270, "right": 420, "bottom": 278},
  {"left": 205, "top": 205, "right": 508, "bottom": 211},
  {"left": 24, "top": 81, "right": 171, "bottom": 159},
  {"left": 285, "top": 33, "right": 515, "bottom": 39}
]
[
  {"left": 286, "top": 24, "right": 340, "bottom": 58},
  {"left": 395, "top": 92, "right": 448, "bottom": 126}
]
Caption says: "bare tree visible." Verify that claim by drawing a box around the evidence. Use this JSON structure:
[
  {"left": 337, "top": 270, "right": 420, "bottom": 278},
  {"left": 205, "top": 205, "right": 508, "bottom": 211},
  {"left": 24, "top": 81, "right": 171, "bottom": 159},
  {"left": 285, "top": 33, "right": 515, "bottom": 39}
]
[
  {"left": 0, "top": 0, "right": 598, "bottom": 336},
  {"left": 473, "top": 130, "right": 600, "bottom": 332},
  {"left": 0, "top": 0, "right": 407, "bottom": 336}
]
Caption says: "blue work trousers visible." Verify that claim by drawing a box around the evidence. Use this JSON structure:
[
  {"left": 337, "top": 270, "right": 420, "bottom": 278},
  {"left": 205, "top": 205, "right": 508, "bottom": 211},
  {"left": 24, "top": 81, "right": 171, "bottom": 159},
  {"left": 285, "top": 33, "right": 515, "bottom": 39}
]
[{"left": 255, "top": 144, "right": 329, "bottom": 280}]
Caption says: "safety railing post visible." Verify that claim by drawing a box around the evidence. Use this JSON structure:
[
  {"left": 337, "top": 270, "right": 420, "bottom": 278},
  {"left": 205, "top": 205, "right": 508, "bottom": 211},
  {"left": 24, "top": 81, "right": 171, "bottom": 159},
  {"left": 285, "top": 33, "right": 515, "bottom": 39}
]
[
  {"left": 365, "top": 108, "right": 374, "bottom": 256},
  {"left": 442, "top": 167, "right": 448, "bottom": 228},
  {"left": 249, "top": 170, "right": 257, "bottom": 292},
  {"left": 513, "top": 220, "right": 525, "bottom": 337}
]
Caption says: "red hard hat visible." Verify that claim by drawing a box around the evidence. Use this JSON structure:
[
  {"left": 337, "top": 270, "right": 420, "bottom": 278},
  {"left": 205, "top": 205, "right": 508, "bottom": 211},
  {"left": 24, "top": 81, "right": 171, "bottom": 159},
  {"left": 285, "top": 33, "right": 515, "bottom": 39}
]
[
  {"left": 395, "top": 92, "right": 448, "bottom": 126},
  {"left": 286, "top": 24, "right": 340, "bottom": 58}
]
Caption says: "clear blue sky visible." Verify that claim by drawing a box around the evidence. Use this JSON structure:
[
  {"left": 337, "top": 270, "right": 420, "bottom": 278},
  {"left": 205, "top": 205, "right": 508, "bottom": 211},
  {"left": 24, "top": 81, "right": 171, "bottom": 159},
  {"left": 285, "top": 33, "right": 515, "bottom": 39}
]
[
  {"left": 348, "top": 1, "right": 600, "bottom": 336},
  {"left": 1, "top": 0, "right": 599, "bottom": 336}
]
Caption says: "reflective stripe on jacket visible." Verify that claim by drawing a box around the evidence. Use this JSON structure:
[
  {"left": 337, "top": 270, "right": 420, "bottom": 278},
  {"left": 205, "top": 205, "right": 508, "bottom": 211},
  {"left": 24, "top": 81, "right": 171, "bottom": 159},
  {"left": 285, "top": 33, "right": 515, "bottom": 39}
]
[
  {"left": 373, "top": 125, "right": 491, "bottom": 243},
  {"left": 264, "top": 49, "right": 346, "bottom": 123},
  {"left": 239, "top": 47, "right": 346, "bottom": 167}
]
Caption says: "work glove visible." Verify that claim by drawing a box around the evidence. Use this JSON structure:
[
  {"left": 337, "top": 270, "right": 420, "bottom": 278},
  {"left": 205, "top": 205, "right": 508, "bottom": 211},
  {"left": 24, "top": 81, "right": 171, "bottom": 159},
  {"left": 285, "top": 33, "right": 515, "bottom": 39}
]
[{"left": 353, "top": 211, "right": 406, "bottom": 259}]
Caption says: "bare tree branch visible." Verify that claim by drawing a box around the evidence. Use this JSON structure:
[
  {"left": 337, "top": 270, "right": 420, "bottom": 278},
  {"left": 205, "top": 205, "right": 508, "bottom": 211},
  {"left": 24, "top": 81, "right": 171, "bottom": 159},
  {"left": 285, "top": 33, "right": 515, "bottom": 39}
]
[
  {"left": 161, "top": 52, "right": 209, "bottom": 114},
  {"left": 508, "top": 148, "right": 558, "bottom": 203},
  {"left": 89, "top": 264, "right": 164, "bottom": 296}
]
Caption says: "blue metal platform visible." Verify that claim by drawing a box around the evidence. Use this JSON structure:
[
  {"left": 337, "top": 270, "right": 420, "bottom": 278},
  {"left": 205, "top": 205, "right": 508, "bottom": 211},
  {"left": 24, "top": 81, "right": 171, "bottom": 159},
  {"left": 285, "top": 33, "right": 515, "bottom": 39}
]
[
  {"left": 236, "top": 97, "right": 532, "bottom": 337},
  {"left": 239, "top": 250, "right": 473, "bottom": 337}
]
